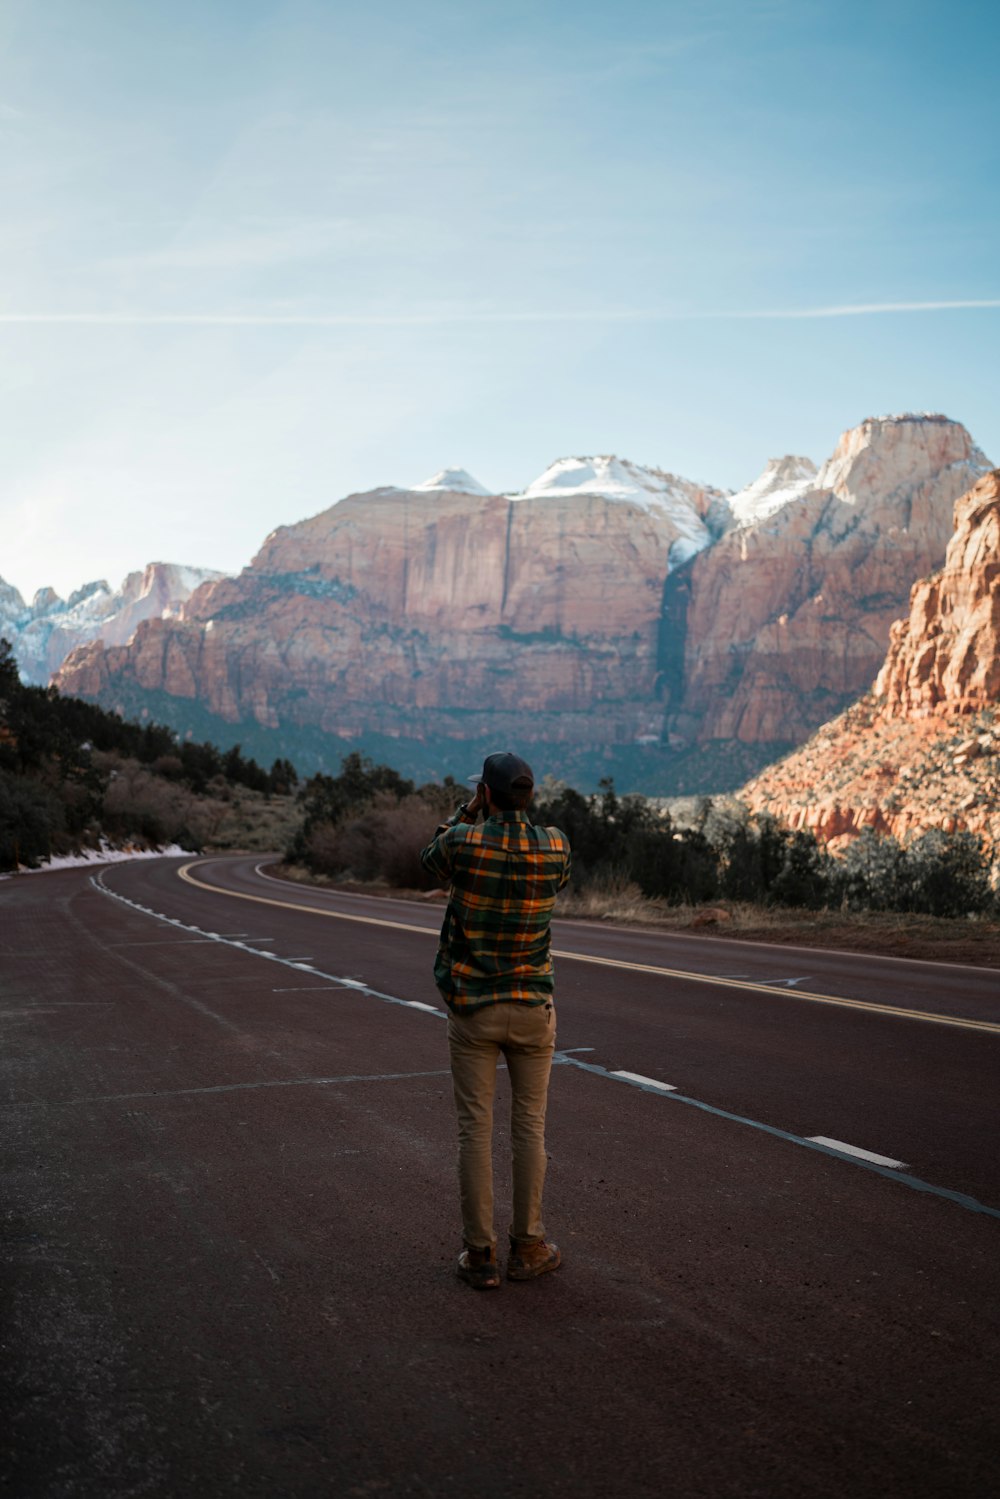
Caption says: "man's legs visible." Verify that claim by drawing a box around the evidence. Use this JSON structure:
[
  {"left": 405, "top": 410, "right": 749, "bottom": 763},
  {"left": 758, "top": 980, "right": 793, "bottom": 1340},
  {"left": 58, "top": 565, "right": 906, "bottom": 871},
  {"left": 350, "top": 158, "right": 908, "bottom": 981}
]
[
  {"left": 503, "top": 1001, "right": 556, "bottom": 1245},
  {"left": 447, "top": 1007, "right": 503, "bottom": 1250}
]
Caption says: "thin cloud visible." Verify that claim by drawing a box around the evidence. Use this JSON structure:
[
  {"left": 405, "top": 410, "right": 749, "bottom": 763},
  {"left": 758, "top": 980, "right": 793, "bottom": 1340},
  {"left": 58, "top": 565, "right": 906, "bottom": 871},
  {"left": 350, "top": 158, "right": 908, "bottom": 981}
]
[
  {"left": 728, "top": 300, "right": 1000, "bottom": 319},
  {"left": 1, "top": 299, "right": 998, "bottom": 327}
]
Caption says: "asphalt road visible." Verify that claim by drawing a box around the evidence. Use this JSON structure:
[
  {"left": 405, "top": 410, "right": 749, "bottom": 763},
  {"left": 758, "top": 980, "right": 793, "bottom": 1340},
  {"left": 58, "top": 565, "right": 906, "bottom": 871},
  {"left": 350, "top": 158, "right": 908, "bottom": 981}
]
[{"left": 3, "top": 854, "right": 999, "bottom": 1498}]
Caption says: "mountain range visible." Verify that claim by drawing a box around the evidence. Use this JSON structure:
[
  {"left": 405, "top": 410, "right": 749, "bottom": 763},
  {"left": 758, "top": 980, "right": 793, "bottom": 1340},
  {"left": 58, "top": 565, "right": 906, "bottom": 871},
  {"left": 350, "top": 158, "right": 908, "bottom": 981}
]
[
  {"left": 0, "top": 563, "right": 222, "bottom": 685},
  {"left": 6, "top": 412, "right": 994, "bottom": 806}
]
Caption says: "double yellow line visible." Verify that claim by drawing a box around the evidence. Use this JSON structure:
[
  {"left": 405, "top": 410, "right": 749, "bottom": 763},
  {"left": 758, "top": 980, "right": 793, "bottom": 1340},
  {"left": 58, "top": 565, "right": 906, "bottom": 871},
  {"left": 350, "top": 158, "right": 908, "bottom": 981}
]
[{"left": 176, "top": 862, "right": 1000, "bottom": 1035}]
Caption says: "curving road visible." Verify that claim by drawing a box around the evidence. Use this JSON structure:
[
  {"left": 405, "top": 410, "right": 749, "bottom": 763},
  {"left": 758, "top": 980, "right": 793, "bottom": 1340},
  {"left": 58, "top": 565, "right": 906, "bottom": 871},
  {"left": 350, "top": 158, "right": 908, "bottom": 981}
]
[{"left": 3, "top": 854, "right": 999, "bottom": 1498}]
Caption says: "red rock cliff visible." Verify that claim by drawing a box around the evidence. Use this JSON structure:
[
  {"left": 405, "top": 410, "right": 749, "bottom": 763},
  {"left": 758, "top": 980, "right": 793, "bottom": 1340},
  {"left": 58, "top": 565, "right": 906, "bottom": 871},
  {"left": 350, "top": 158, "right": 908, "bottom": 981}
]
[
  {"left": 666, "top": 414, "right": 989, "bottom": 749},
  {"left": 742, "top": 470, "right": 1000, "bottom": 849},
  {"left": 57, "top": 486, "right": 697, "bottom": 746},
  {"left": 54, "top": 419, "right": 993, "bottom": 777}
]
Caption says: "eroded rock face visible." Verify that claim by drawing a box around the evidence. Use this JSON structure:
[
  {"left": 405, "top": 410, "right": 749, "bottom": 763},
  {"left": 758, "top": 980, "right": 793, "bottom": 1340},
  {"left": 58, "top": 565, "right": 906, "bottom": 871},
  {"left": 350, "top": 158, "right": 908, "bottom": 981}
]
[
  {"left": 58, "top": 485, "right": 717, "bottom": 746},
  {"left": 4, "top": 563, "right": 224, "bottom": 684},
  {"left": 666, "top": 414, "right": 990, "bottom": 748},
  {"left": 53, "top": 420, "right": 994, "bottom": 784},
  {"left": 742, "top": 469, "right": 1000, "bottom": 850},
  {"left": 875, "top": 470, "right": 1000, "bottom": 714}
]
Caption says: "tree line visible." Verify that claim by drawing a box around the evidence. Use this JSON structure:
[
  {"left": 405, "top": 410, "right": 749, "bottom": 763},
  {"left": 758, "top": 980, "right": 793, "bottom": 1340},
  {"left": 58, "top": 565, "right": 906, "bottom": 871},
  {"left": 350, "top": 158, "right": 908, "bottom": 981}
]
[
  {"left": 291, "top": 755, "right": 996, "bottom": 920},
  {"left": 2, "top": 638, "right": 993, "bottom": 919},
  {"left": 0, "top": 638, "right": 297, "bottom": 869}
]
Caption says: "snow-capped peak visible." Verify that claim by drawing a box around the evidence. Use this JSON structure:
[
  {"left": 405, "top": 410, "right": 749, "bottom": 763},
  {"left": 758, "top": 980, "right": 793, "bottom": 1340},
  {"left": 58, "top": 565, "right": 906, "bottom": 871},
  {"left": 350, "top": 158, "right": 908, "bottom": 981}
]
[
  {"left": 412, "top": 467, "right": 492, "bottom": 496},
  {"left": 727, "top": 455, "right": 818, "bottom": 528},
  {"left": 513, "top": 455, "right": 728, "bottom": 567},
  {"left": 516, "top": 455, "right": 683, "bottom": 508}
]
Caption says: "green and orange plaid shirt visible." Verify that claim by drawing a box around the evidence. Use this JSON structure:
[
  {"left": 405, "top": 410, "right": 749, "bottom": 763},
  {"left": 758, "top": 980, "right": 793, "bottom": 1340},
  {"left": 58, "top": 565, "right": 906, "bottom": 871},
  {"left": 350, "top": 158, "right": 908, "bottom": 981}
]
[{"left": 420, "top": 809, "right": 572, "bottom": 1014}]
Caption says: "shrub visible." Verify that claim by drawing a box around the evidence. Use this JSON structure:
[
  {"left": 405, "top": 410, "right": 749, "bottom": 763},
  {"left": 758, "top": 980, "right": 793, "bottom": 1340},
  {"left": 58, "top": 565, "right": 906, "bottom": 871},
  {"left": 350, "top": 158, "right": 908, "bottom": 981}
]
[
  {"left": 303, "top": 791, "right": 444, "bottom": 887},
  {"left": 833, "top": 828, "right": 909, "bottom": 911},
  {"left": 100, "top": 758, "right": 218, "bottom": 849},
  {"left": 905, "top": 829, "right": 994, "bottom": 917},
  {"left": 290, "top": 751, "right": 417, "bottom": 866},
  {"left": 0, "top": 770, "right": 64, "bottom": 869},
  {"left": 770, "top": 829, "right": 832, "bottom": 908}
]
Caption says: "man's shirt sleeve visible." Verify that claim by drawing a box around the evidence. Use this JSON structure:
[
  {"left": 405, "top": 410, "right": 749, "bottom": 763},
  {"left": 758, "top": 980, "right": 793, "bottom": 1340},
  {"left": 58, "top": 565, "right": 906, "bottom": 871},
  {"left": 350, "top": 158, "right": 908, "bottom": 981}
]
[{"left": 420, "top": 821, "right": 459, "bottom": 883}]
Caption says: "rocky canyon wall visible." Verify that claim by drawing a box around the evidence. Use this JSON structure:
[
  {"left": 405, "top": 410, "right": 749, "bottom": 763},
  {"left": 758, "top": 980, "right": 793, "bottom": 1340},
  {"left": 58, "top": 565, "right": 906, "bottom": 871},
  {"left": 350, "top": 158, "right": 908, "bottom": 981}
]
[
  {"left": 2, "top": 562, "right": 223, "bottom": 684},
  {"left": 664, "top": 414, "right": 990, "bottom": 749},
  {"left": 57, "top": 485, "right": 708, "bottom": 749},
  {"left": 742, "top": 469, "right": 1000, "bottom": 850},
  {"left": 52, "top": 416, "right": 994, "bottom": 789}
]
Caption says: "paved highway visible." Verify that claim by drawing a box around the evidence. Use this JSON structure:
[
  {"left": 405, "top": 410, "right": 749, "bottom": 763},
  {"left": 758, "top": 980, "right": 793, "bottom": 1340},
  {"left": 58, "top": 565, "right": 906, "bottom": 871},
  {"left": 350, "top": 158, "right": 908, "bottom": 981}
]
[{"left": 3, "top": 854, "right": 999, "bottom": 1497}]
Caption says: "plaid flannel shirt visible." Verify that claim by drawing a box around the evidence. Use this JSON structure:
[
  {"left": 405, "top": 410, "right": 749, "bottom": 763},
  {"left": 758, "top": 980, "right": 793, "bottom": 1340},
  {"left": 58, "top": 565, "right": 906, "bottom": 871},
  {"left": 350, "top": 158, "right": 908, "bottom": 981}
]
[{"left": 420, "top": 808, "right": 572, "bottom": 1014}]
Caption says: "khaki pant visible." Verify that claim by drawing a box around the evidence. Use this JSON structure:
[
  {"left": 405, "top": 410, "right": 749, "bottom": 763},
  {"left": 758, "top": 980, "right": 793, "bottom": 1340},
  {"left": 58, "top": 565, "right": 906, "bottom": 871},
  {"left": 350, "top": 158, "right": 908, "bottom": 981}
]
[{"left": 447, "top": 1000, "right": 556, "bottom": 1251}]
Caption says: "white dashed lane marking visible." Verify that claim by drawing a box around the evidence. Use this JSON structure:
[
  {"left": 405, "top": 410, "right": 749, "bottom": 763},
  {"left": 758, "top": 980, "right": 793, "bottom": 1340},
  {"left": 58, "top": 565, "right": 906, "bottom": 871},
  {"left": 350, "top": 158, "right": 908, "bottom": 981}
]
[
  {"left": 90, "top": 869, "right": 1000, "bottom": 1223},
  {"left": 610, "top": 1070, "right": 677, "bottom": 1092},
  {"left": 807, "top": 1136, "right": 906, "bottom": 1168}
]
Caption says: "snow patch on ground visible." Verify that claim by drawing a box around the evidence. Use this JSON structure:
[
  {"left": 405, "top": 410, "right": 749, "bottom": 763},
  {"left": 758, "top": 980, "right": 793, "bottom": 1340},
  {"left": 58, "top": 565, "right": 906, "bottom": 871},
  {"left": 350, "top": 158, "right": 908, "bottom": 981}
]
[{"left": 0, "top": 842, "right": 195, "bottom": 879}]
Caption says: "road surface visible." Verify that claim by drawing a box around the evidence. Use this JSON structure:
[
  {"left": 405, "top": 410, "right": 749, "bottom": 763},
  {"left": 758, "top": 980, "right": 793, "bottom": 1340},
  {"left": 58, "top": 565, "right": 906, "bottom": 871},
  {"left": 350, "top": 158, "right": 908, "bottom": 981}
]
[{"left": 2, "top": 854, "right": 998, "bottom": 1497}]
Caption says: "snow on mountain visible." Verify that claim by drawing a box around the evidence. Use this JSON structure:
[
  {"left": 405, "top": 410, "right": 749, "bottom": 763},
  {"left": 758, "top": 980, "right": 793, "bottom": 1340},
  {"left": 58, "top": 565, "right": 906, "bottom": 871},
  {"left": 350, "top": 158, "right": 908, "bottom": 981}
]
[
  {"left": 412, "top": 467, "right": 493, "bottom": 496},
  {"left": 513, "top": 455, "right": 729, "bottom": 566},
  {"left": 728, "top": 455, "right": 818, "bottom": 528},
  {"left": 0, "top": 577, "right": 26, "bottom": 636},
  {"left": 1, "top": 563, "right": 226, "bottom": 684}
]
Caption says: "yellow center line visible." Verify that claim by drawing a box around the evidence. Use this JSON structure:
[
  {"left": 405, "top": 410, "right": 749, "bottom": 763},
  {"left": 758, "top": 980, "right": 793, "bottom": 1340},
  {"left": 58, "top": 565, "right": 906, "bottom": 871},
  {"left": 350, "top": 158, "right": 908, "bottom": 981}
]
[
  {"left": 176, "top": 861, "right": 1000, "bottom": 1036},
  {"left": 548, "top": 948, "right": 1000, "bottom": 1032},
  {"left": 178, "top": 861, "right": 433, "bottom": 936}
]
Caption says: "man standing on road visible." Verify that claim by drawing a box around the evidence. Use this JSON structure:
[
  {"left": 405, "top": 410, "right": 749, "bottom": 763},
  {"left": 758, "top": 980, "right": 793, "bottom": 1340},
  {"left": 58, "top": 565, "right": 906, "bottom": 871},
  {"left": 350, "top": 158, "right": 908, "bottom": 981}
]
[{"left": 421, "top": 752, "right": 571, "bottom": 1290}]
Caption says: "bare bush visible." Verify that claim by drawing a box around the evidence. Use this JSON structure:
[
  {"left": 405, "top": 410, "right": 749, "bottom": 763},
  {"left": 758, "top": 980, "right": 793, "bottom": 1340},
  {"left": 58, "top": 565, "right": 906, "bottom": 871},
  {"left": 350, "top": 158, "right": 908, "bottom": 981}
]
[
  {"left": 101, "top": 757, "right": 219, "bottom": 848},
  {"left": 305, "top": 791, "right": 446, "bottom": 887}
]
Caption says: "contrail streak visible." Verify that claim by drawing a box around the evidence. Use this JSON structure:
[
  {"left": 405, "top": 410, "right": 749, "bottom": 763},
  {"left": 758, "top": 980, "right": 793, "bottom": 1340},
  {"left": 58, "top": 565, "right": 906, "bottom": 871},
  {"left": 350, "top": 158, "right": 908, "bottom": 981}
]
[{"left": 1, "top": 299, "right": 998, "bottom": 327}]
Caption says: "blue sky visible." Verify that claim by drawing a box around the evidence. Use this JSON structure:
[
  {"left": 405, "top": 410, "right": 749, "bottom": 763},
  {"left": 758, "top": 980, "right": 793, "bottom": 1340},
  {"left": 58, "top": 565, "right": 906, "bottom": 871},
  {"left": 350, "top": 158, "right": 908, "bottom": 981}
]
[{"left": 2, "top": 0, "right": 998, "bottom": 599}]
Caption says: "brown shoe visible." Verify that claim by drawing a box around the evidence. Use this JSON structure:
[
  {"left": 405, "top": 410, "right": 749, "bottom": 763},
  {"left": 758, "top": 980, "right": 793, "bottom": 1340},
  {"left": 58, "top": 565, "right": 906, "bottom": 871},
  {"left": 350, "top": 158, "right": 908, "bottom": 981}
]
[
  {"left": 457, "top": 1244, "right": 501, "bottom": 1290},
  {"left": 507, "top": 1237, "right": 561, "bottom": 1281}
]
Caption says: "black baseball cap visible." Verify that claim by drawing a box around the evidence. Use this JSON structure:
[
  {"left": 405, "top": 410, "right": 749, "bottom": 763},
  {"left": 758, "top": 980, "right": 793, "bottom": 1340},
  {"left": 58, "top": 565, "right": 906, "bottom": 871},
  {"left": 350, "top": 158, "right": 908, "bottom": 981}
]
[{"left": 468, "top": 751, "right": 535, "bottom": 796}]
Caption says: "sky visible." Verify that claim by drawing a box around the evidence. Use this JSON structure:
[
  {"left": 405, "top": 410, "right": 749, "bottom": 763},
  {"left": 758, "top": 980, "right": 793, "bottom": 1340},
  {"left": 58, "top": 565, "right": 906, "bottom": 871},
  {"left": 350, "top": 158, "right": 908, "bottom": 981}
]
[{"left": 2, "top": 0, "right": 998, "bottom": 600}]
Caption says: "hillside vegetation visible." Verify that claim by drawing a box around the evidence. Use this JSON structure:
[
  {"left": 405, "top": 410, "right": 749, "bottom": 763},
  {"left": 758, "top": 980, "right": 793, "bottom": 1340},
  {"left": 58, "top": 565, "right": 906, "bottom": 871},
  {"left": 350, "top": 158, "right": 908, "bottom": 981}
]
[
  {"left": 0, "top": 639, "right": 300, "bottom": 869},
  {"left": 286, "top": 754, "right": 997, "bottom": 921},
  {"left": 4, "top": 634, "right": 996, "bottom": 949}
]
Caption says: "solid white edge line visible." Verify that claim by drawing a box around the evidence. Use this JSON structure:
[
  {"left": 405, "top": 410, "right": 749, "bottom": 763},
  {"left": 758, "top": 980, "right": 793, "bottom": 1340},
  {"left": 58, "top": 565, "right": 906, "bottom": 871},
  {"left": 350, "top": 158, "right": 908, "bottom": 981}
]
[
  {"left": 611, "top": 1070, "right": 677, "bottom": 1092},
  {"left": 807, "top": 1136, "right": 906, "bottom": 1168}
]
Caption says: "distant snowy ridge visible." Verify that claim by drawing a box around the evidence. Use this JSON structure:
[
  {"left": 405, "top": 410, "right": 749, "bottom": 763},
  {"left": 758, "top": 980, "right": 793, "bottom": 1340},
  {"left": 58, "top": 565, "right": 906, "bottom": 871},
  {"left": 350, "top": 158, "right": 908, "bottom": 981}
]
[
  {"left": 728, "top": 455, "right": 818, "bottom": 528},
  {"left": 1, "top": 561, "right": 226, "bottom": 684},
  {"left": 412, "top": 467, "right": 493, "bottom": 496},
  {"left": 512, "top": 454, "right": 732, "bottom": 566}
]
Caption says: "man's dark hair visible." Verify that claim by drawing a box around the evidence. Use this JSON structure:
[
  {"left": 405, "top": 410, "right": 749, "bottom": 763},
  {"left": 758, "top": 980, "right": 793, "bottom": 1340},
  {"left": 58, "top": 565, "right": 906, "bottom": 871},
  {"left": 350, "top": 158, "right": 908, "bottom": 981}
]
[{"left": 488, "top": 777, "right": 533, "bottom": 813}]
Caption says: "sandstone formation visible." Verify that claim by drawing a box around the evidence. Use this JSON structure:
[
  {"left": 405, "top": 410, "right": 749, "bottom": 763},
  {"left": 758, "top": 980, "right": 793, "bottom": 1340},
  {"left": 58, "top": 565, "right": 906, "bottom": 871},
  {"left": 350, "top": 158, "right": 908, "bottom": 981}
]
[
  {"left": 52, "top": 417, "right": 994, "bottom": 790},
  {"left": 875, "top": 469, "right": 1000, "bottom": 715},
  {"left": 3, "top": 563, "right": 223, "bottom": 684},
  {"left": 664, "top": 414, "right": 990, "bottom": 750},
  {"left": 742, "top": 469, "right": 1000, "bottom": 851},
  {"left": 57, "top": 472, "right": 730, "bottom": 750}
]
